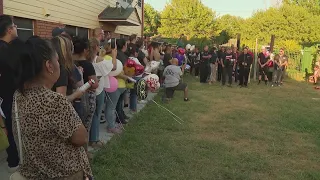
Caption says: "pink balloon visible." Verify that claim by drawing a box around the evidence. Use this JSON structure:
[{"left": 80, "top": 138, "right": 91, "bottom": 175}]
[{"left": 105, "top": 76, "right": 118, "bottom": 93}]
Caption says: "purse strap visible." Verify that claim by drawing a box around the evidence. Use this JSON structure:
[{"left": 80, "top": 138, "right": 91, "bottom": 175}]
[{"left": 14, "top": 95, "right": 24, "bottom": 165}]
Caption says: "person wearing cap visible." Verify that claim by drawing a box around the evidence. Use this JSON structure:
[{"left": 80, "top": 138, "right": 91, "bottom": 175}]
[{"left": 52, "top": 27, "right": 67, "bottom": 37}]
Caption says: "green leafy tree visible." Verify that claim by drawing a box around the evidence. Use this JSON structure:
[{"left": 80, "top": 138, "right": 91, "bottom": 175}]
[
  {"left": 241, "top": 4, "right": 320, "bottom": 45},
  {"left": 158, "top": 0, "right": 217, "bottom": 39},
  {"left": 283, "top": 0, "right": 320, "bottom": 15},
  {"left": 144, "top": 3, "right": 161, "bottom": 36},
  {"left": 216, "top": 15, "right": 244, "bottom": 38}
]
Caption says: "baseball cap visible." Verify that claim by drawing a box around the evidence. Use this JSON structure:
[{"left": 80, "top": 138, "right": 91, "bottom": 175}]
[{"left": 52, "top": 27, "right": 65, "bottom": 37}]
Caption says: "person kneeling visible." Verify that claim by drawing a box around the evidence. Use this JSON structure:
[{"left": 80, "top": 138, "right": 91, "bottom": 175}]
[{"left": 163, "top": 58, "right": 189, "bottom": 102}]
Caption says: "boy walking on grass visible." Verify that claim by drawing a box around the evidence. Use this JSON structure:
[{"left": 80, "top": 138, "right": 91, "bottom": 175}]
[{"left": 163, "top": 58, "right": 189, "bottom": 102}]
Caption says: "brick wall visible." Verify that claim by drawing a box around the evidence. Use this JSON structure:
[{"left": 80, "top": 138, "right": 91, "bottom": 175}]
[
  {"left": 0, "top": 0, "right": 3, "bottom": 15},
  {"left": 34, "top": 20, "right": 64, "bottom": 39}
]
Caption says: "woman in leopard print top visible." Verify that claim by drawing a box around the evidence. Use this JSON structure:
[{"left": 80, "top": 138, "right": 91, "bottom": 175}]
[{"left": 12, "top": 37, "right": 92, "bottom": 179}]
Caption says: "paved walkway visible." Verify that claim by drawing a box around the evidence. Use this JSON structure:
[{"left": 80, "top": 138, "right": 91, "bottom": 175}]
[{"left": 0, "top": 92, "right": 156, "bottom": 180}]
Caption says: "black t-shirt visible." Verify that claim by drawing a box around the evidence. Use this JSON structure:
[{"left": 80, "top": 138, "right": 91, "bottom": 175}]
[
  {"left": 137, "top": 50, "right": 146, "bottom": 66},
  {"left": 74, "top": 60, "right": 96, "bottom": 83},
  {"left": 238, "top": 53, "right": 253, "bottom": 69},
  {"left": 224, "top": 53, "right": 233, "bottom": 66},
  {"left": 258, "top": 52, "right": 268, "bottom": 64},
  {"left": 163, "top": 53, "right": 172, "bottom": 67},
  {"left": 0, "top": 40, "right": 16, "bottom": 117},
  {"left": 200, "top": 51, "right": 210, "bottom": 64},
  {"left": 117, "top": 50, "right": 128, "bottom": 65},
  {"left": 52, "top": 65, "right": 68, "bottom": 91}
]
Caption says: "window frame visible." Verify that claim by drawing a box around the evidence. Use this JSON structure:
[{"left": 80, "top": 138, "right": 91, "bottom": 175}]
[
  {"left": 14, "top": 17, "right": 34, "bottom": 41},
  {"left": 65, "top": 25, "right": 88, "bottom": 39}
]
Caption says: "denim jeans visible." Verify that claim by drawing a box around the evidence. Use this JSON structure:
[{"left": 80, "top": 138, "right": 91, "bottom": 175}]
[
  {"left": 116, "top": 89, "right": 126, "bottom": 121},
  {"left": 89, "top": 91, "right": 105, "bottom": 142},
  {"left": 105, "top": 88, "right": 125, "bottom": 129},
  {"left": 130, "top": 77, "right": 141, "bottom": 111}
]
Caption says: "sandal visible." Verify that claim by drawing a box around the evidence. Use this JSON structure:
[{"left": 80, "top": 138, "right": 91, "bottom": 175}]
[{"left": 90, "top": 141, "right": 104, "bottom": 149}]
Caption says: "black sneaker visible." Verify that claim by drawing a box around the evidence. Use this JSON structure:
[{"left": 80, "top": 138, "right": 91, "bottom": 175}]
[
  {"left": 184, "top": 98, "right": 189, "bottom": 102},
  {"left": 124, "top": 104, "right": 129, "bottom": 108}
]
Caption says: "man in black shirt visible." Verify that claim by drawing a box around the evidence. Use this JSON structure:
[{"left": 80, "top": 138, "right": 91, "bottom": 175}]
[
  {"left": 258, "top": 46, "right": 269, "bottom": 85},
  {"left": 116, "top": 38, "right": 128, "bottom": 64},
  {"left": 200, "top": 45, "right": 212, "bottom": 83},
  {"left": 0, "top": 15, "right": 20, "bottom": 171},
  {"left": 217, "top": 46, "right": 226, "bottom": 81},
  {"left": 221, "top": 47, "right": 235, "bottom": 86},
  {"left": 237, "top": 47, "right": 253, "bottom": 87}
]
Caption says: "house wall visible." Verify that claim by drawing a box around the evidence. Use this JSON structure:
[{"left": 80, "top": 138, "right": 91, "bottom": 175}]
[{"left": 3, "top": 0, "right": 143, "bottom": 36}]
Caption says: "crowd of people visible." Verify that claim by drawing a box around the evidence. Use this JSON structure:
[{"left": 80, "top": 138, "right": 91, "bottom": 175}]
[
  {"left": 0, "top": 15, "right": 191, "bottom": 179},
  {"left": 184, "top": 43, "right": 289, "bottom": 87},
  {"left": 0, "top": 15, "right": 289, "bottom": 180}
]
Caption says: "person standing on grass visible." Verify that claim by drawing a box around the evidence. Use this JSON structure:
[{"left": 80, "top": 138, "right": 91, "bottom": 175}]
[
  {"left": 273, "top": 48, "right": 288, "bottom": 86},
  {"left": 217, "top": 46, "right": 226, "bottom": 82},
  {"left": 279, "top": 48, "right": 288, "bottom": 85},
  {"left": 232, "top": 46, "right": 239, "bottom": 83},
  {"left": 193, "top": 47, "right": 201, "bottom": 78},
  {"left": 209, "top": 47, "right": 218, "bottom": 84},
  {"left": 221, "top": 47, "right": 235, "bottom": 86},
  {"left": 237, "top": 47, "right": 253, "bottom": 87},
  {"left": 0, "top": 15, "right": 20, "bottom": 173},
  {"left": 163, "top": 44, "right": 173, "bottom": 68},
  {"left": 258, "top": 46, "right": 269, "bottom": 85},
  {"left": 200, "top": 45, "right": 212, "bottom": 83},
  {"left": 163, "top": 58, "right": 189, "bottom": 102}
]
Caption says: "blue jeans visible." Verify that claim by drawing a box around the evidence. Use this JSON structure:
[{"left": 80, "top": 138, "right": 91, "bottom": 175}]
[
  {"left": 116, "top": 89, "right": 126, "bottom": 121},
  {"left": 130, "top": 77, "right": 141, "bottom": 111},
  {"left": 89, "top": 91, "right": 105, "bottom": 142},
  {"left": 105, "top": 88, "right": 125, "bottom": 129}
]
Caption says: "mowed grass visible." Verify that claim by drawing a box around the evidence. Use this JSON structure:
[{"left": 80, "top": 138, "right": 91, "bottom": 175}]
[{"left": 92, "top": 75, "right": 320, "bottom": 180}]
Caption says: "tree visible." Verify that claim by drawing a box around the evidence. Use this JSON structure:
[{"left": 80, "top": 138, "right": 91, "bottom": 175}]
[
  {"left": 283, "top": 0, "right": 320, "bottom": 15},
  {"left": 144, "top": 3, "right": 161, "bottom": 36},
  {"left": 216, "top": 15, "right": 244, "bottom": 39},
  {"left": 158, "top": 0, "right": 217, "bottom": 39},
  {"left": 240, "top": 4, "right": 320, "bottom": 45}
]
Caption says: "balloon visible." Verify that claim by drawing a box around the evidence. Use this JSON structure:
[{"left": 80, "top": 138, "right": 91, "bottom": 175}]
[
  {"left": 186, "top": 44, "right": 191, "bottom": 50},
  {"left": 108, "top": 59, "right": 123, "bottom": 76},
  {"left": 135, "top": 79, "right": 148, "bottom": 100},
  {"left": 134, "top": 64, "right": 145, "bottom": 76},
  {"left": 190, "top": 45, "right": 195, "bottom": 51},
  {"left": 178, "top": 48, "right": 185, "bottom": 55},
  {"left": 124, "top": 59, "right": 137, "bottom": 77},
  {"left": 150, "top": 61, "right": 160, "bottom": 71},
  {"left": 144, "top": 74, "right": 160, "bottom": 92},
  {"left": 125, "top": 59, "right": 136, "bottom": 68},
  {"left": 105, "top": 76, "right": 118, "bottom": 92}
]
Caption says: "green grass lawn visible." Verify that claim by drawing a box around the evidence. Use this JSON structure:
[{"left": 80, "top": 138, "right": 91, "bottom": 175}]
[{"left": 92, "top": 75, "right": 320, "bottom": 180}]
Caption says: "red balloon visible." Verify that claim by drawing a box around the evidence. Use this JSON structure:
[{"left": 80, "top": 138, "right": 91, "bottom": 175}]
[
  {"left": 134, "top": 64, "right": 145, "bottom": 76},
  {"left": 125, "top": 59, "right": 136, "bottom": 68}
]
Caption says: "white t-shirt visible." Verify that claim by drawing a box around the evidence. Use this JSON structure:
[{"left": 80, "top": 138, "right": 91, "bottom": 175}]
[{"left": 163, "top": 65, "right": 182, "bottom": 88}]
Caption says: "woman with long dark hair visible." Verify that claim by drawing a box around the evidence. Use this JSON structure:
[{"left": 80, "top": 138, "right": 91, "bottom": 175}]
[{"left": 11, "top": 37, "right": 92, "bottom": 179}]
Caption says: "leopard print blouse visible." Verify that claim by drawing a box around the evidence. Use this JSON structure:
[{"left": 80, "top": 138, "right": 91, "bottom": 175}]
[{"left": 12, "top": 86, "right": 92, "bottom": 179}]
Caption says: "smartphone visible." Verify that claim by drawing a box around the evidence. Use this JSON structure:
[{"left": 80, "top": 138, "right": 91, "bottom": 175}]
[{"left": 111, "top": 38, "right": 116, "bottom": 49}]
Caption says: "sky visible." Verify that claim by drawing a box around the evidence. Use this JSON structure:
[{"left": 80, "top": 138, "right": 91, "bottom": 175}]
[{"left": 144, "top": 0, "right": 280, "bottom": 18}]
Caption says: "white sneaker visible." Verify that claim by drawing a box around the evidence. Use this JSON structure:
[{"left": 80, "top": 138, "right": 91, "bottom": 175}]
[{"left": 8, "top": 165, "right": 19, "bottom": 173}]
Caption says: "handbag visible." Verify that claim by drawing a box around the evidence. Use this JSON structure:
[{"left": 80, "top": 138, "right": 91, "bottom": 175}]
[{"left": 10, "top": 95, "right": 27, "bottom": 180}]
